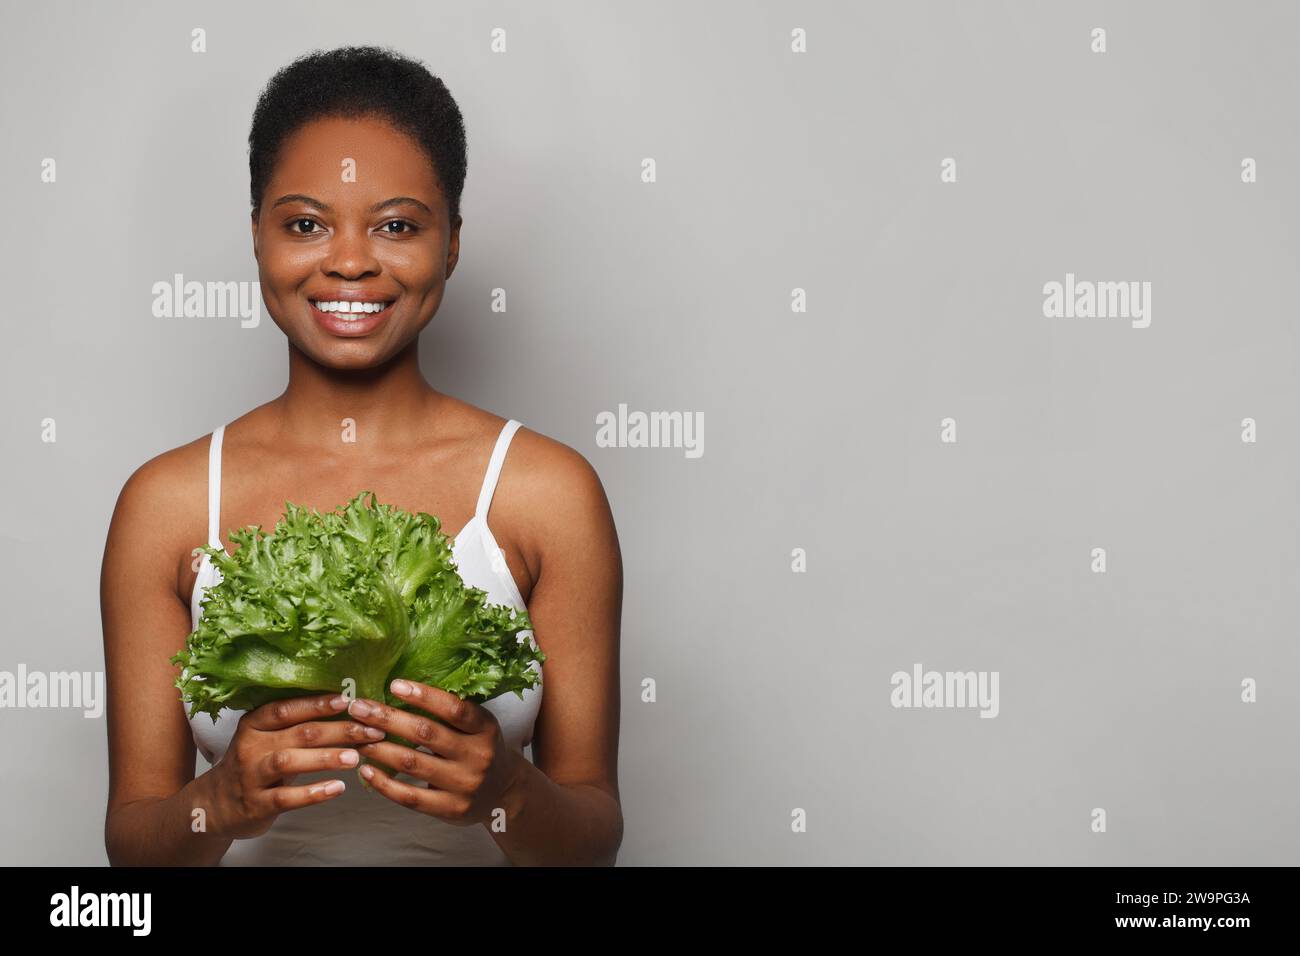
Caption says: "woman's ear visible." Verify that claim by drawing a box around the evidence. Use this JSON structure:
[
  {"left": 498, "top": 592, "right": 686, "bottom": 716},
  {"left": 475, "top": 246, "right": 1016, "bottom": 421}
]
[
  {"left": 445, "top": 214, "right": 462, "bottom": 278},
  {"left": 250, "top": 210, "right": 260, "bottom": 260}
]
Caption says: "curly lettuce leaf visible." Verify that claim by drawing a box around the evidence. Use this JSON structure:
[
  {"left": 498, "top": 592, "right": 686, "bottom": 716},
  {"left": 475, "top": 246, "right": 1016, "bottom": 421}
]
[{"left": 170, "top": 491, "right": 545, "bottom": 725}]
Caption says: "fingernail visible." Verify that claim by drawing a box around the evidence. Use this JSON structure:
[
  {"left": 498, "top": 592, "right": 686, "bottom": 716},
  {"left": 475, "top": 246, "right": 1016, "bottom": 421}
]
[
  {"left": 340, "top": 750, "right": 359, "bottom": 766},
  {"left": 360, "top": 765, "right": 374, "bottom": 779},
  {"left": 390, "top": 679, "right": 412, "bottom": 695},
  {"left": 330, "top": 695, "right": 348, "bottom": 709},
  {"left": 312, "top": 780, "right": 344, "bottom": 795},
  {"left": 349, "top": 700, "right": 374, "bottom": 717},
  {"left": 364, "top": 727, "right": 385, "bottom": 739}
]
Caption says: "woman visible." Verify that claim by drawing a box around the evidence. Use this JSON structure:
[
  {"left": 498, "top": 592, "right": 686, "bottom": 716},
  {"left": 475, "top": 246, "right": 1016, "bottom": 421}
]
[{"left": 100, "top": 46, "right": 623, "bottom": 866}]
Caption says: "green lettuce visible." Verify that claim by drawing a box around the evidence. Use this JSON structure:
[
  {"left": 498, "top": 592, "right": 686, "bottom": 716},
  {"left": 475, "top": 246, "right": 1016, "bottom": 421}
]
[{"left": 170, "top": 491, "right": 544, "bottom": 731}]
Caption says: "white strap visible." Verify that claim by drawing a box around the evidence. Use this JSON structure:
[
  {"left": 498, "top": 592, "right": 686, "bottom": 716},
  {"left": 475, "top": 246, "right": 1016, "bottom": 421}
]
[
  {"left": 474, "top": 419, "right": 522, "bottom": 522},
  {"left": 207, "top": 425, "right": 225, "bottom": 549}
]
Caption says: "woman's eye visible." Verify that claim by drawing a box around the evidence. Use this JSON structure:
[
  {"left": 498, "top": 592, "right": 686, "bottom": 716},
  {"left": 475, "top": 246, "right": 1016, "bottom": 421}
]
[{"left": 287, "top": 218, "right": 418, "bottom": 236}]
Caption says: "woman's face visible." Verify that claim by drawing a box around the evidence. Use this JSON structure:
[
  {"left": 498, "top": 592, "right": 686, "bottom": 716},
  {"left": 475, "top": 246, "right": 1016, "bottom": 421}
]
[{"left": 251, "top": 113, "right": 459, "bottom": 368}]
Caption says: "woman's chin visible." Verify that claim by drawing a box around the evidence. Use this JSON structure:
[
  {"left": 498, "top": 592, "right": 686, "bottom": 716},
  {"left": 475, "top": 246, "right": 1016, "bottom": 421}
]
[{"left": 297, "top": 334, "right": 404, "bottom": 370}]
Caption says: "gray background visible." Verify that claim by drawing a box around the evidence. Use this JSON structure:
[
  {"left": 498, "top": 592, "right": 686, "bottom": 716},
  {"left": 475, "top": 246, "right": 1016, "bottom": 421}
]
[{"left": 2, "top": 0, "right": 1297, "bottom": 865}]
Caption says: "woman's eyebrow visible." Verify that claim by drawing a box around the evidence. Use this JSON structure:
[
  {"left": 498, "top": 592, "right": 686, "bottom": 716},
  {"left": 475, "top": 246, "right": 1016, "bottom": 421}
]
[{"left": 269, "top": 194, "right": 433, "bottom": 215}]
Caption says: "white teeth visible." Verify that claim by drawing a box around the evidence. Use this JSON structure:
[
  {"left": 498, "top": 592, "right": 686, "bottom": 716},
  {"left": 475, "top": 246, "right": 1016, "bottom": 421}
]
[{"left": 312, "top": 300, "right": 389, "bottom": 314}]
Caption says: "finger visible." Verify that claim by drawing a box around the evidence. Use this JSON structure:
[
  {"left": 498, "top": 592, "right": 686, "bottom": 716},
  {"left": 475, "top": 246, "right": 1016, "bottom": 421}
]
[
  {"left": 246, "top": 693, "right": 350, "bottom": 732},
  {"left": 347, "top": 696, "right": 464, "bottom": 756},
  {"left": 387, "top": 679, "right": 484, "bottom": 734},
  {"left": 359, "top": 753, "right": 400, "bottom": 782},
  {"left": 274, "top": 720, "right": 383, "bottom": 786},
  {"left": 289, "top": 719, "right": 388, "bottom": 749},
  {"left": 257, "top": 777, "right": 348, "bottom": 813},
  {"left": 357, "top": 740, "right": 459, "bottom": 789},
  {"left": 357, "top": 763, "right": 463, "bottom": 819},
  {"left": 256, "top": 746, "right": 361, "bottom": 787}
]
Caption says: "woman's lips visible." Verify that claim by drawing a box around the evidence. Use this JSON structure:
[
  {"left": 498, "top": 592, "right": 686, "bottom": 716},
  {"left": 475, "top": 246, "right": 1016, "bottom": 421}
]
[{"left": 309, "top": 300, "right": 394, "bottom": 337}]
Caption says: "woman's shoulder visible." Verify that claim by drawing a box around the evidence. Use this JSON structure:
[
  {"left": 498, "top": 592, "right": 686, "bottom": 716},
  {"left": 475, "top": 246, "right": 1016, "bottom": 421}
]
[
  {"left": 114, "top": 431, "right": 203, "bottom": 508},
  {"left": 116, "top": 427, "right": 218, "bottom": 507},
  {"left": 118, "top": 405, "right": 268, "bottom": 506},
  {"left": 107, "top": 428, "right": 223, "bottom": 596},
  {"left": 476, "top": 409, "right": 615, "bottom": 555},
  {"left": 445, "top": 397, "right": 597, "bottom": 487}
]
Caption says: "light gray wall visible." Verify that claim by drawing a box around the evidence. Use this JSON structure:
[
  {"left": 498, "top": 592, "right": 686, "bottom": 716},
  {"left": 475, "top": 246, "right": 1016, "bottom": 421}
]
[{"left": 1, "top": 0, "right": 1296, "bottom": 864}]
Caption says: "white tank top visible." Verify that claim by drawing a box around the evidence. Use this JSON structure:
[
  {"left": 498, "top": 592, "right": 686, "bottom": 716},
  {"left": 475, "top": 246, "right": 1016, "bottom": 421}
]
[{"left": 186, "top": 418, "right": 542, "bottom": 865}]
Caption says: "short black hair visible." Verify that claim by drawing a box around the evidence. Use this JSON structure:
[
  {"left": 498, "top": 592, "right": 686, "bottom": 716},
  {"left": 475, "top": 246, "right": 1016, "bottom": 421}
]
[{"left": 247, "top": 45, "right": 467, "bottom": 224}]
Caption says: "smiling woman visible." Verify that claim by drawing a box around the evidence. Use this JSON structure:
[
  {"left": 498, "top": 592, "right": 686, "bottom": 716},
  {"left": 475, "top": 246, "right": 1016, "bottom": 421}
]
[
  {"left": 100, "top": 46, "right": 624, "bottom": 867},
  {"left": 252, "top": 112, "right": 451, "bottom": 356}
]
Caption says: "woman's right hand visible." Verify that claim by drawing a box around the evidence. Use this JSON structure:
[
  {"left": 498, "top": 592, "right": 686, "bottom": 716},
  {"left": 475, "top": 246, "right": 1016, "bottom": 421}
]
[{"left": 204, "top": 693, "right": 384, "bottom": 840}]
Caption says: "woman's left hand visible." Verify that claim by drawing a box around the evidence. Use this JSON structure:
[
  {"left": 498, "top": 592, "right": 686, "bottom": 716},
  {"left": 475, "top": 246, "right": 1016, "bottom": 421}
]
[{"left": 346, "top": 679, "right": 524, "bottom": 827}]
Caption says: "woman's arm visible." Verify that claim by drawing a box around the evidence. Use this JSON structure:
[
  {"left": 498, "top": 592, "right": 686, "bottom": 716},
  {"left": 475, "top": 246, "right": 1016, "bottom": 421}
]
[
  {"left": 101, "top": 456, "right": 235, "bottom": 866},
  {"left": 489, "top": 444, "right": 624, "bottom": 866}
]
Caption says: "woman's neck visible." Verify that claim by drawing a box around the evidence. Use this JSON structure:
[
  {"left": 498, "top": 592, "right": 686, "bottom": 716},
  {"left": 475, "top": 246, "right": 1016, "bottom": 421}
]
[{"left": 270, "top": 338, "right": 446, "bottom": 449}]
